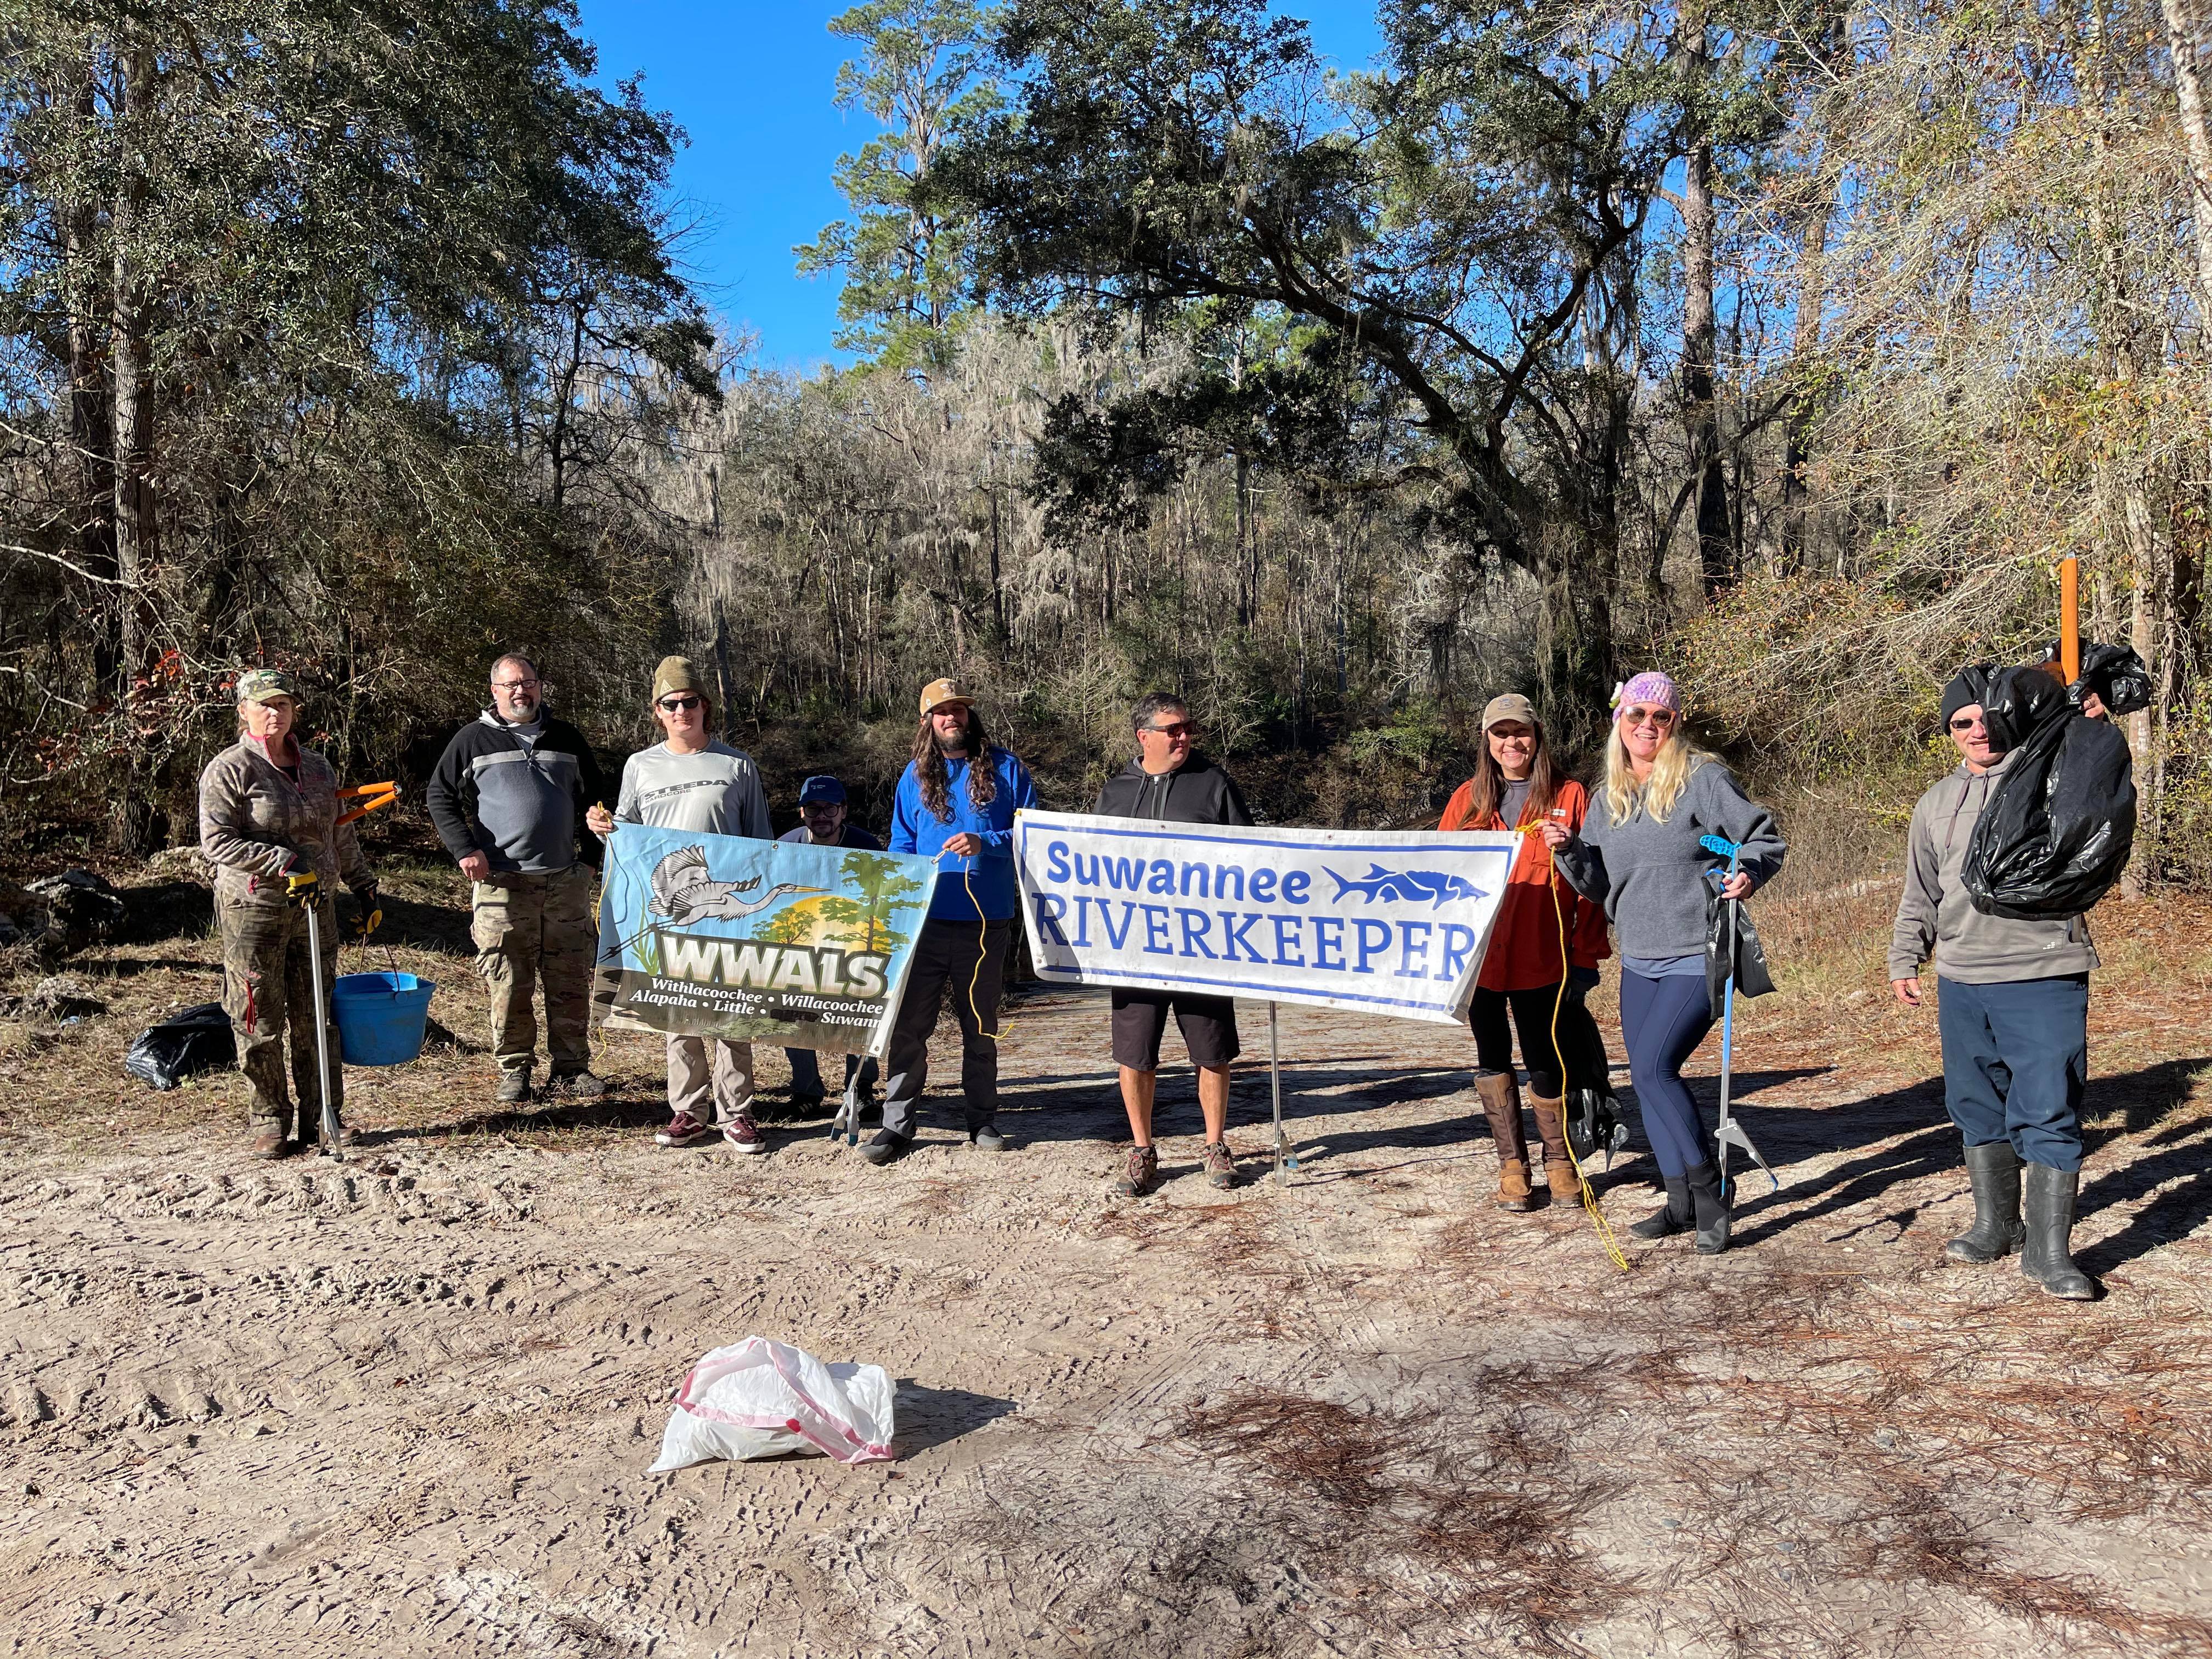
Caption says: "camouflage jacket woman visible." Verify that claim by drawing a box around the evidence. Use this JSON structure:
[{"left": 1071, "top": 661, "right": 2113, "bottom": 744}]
[{"left": 198, "top": 736, "right": 373, "bottom": 907}]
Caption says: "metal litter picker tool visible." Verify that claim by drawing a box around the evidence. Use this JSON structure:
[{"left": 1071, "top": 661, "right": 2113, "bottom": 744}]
[
  {"left": 1696, "top": 833, "right": 1776, "bottom": 1198},
  {"left": 302, "top": 895, "right": 344, "bottom": 1162}
]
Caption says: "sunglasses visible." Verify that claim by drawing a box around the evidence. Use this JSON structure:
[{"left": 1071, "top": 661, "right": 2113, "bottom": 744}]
[
  {"left": 1144, "top": 721, "right": 1194, "bottom": 738},
  {"left": 1948, "top": 715, "right": 1984, "bottom": 732},
  {"left": 658, "top": 694, "right": 704, "bottom": 712},
  {"left": 1621, "top": 706, "right": 1677, "bottom": 727}
]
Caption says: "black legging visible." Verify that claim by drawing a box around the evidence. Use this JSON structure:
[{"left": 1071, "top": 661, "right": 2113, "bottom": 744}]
[{"left": 1468, "top": 983, "right": 1610, "bottom": 1100}]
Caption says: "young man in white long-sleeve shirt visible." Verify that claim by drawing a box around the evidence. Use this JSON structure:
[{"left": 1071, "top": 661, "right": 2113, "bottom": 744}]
[{"left": 587, "top": 656, "right": 774, "bottom": 1150}]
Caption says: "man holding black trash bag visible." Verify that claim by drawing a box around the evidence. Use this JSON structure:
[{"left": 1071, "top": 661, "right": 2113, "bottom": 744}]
[{"left": 1889, "top": 660, "right": 2139, "bottom": 1301}]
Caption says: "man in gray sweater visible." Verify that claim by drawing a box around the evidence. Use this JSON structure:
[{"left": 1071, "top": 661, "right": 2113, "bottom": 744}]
[{"left": 1890, "top": 669, "right": 2100, "bottom": 1299}]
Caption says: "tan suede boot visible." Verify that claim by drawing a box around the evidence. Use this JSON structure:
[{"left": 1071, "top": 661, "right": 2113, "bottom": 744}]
[
  {"left": 1530, "top": 1094, "right": 1582, "bottom": 1203},
  {"left": 1475, "top": 1072, "right": 1536, "bottom": 1211}
]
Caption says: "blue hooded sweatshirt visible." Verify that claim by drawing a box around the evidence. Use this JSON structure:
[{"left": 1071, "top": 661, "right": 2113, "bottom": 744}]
[{"left": 889, "top": 747, "right": 1039, "bottom": 921}]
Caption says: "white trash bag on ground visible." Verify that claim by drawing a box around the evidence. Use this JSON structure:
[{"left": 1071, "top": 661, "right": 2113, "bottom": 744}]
[{"left": 650, "top": 1337, "right": 895, "bottom": 1469}]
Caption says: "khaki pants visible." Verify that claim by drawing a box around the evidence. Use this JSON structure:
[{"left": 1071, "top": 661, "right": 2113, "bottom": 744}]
[
  {"left": 471, "top": 866, "right": 595, "bottom": 1079},
  {"left": 667, "top": 1035, "right": 755, "bottom": 1122},
  {"left": 218, "top": 891, "right": 342, "bottom": 1135}
]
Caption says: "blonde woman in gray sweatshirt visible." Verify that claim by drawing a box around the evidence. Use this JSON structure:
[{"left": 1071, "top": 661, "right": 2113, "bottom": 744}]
[{"left": 1546, "top": 672, "right": 1786, "bottom": 1254}]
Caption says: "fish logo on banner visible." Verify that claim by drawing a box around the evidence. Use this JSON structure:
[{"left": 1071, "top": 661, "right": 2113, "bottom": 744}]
[
  {"left": 596, "top": 825, "right": 940, "bottom": 1057},
  {"left": 1323, "top": 865, "right": 1489, "bottom": 907}
]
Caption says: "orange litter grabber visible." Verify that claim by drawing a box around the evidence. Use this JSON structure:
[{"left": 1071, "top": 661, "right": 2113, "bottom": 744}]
[{"left": 336, "top": 781, "right": 398, "bottom": 827}]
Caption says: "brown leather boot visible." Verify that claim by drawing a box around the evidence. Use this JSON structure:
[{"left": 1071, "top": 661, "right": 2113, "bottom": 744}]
[
  {"left": 1530, "top": 1094, "right": 1582, "bottom": 1203},
  {"left": 1475, "top": 1072, "right": 1536, "bottom": 1211}
]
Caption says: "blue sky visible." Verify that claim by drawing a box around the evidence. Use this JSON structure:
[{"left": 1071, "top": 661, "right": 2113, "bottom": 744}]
[{"left": 572, "top": 2, "right": 1388, "bottom": 374}]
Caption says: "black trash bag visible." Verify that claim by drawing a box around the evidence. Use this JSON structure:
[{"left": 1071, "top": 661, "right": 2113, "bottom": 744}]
[
  {"left": 2078, "top": 642, "right": 2152, "bottom": 717},
  {"left": 1962, "top": 665, "right": 2137, "bottom": 919},
  {"left": 1705, "top": 884, "right": 1776, "bottom": 1012},
  {"left": 123, "top": 1002, "right": 235, "bottom": 1090},
  {"left": 1565, "top": 1087, "right": 1631, "bottom": 1165},
  {"left": 2040, "top": 639, "right": 2153, "bottom": 718}
]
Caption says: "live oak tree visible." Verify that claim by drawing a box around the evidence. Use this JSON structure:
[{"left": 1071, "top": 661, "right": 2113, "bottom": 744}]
[{"left": 929, "top": 0, "right": 1802, "bottom": 715}]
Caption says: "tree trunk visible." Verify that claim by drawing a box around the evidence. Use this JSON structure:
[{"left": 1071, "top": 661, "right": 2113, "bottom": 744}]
[
  {"left": 1781, "top": 188, "right": 1829, "bottom": 575},
  {"left": 61, "top": 53, "right": 118, "bottom": 685},
  {"left": 110, "top": 33, "right": 159, "bottom": 851},
  {"left": 1682, "top": 139, "right": 1734, "bottom": 596},
  {"left": 1677, "top": 2, "right": 1734, "bottom": 599},
  {"left": 2162, "top": 0, "right": 2212, "bottom": 311}
]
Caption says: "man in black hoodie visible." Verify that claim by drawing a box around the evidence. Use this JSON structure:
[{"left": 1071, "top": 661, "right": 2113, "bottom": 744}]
[
  {"left": 1093, "top": 693, "right": 1254, "bottom": 1196},
  {"left": 426, "top": 653, "right": 609, "bottom": 1105}
]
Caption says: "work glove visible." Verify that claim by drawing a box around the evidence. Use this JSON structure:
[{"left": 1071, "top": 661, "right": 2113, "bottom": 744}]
[
  {"left": 346, "top": 885, "right": 383, "bottom": 944},
  {"left": 283, "top": 868, "right": 320, "bottom": 909}
]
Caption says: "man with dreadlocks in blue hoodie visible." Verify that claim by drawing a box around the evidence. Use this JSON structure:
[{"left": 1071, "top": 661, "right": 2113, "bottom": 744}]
[{"left": 866, "top": 678, "right": 1039, "bottom": 1166}]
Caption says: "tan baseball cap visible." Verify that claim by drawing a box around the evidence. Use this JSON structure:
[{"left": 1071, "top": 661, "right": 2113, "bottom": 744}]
[
  {"left": 652, "top": 656, "right": 707, "bottom": 704},
  {"left": 918, "top": 676, "right": 971, "bottom": 717},
  {"left": 1481, "top": 692, "right": 1538, "bottom": 731}
]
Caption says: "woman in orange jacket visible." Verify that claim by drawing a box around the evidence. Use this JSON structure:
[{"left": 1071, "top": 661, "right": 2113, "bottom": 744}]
[{"left": 1440, "top": 693, "right": 1613, "bottom": 1211}]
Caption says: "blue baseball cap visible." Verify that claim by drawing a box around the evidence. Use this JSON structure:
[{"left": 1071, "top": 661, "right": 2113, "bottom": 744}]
[{"left": 798, "top": 774, "right": 846, "bottom": 805}]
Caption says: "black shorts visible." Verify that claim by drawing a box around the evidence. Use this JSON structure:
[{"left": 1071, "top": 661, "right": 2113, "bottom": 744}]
[{"left": 1110, "top": 988, "right": 1242, "bottom": 1070}]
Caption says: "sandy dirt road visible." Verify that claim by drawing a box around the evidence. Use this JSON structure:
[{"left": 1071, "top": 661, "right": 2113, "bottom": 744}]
[{"left": 3, "top": 884, "right": 2211, "bottom": 1658}]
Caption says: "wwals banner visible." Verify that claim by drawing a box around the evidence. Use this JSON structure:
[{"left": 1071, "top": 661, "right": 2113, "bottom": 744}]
[
  {"left": 1014, "top": 811, "right": 1519, "bottom": 1023},
  {"left": 595, "top": 825, "right": 939, "bottom": 1056}
]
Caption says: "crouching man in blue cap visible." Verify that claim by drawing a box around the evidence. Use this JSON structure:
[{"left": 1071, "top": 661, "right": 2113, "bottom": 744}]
[{"left": 777, "top": 774, "right": 883, "bottom": 1119}]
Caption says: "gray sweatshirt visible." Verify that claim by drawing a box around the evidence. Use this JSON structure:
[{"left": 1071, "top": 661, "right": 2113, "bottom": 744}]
[
  {"left": 1887, "top": 752, "right": 2097, "bottom": 984},
  {"left": 613, "top": 740, "right": 772, "bottom": 838},
  {"left": 1558, "top": 761, "right": 1787, "bottom": 961}
]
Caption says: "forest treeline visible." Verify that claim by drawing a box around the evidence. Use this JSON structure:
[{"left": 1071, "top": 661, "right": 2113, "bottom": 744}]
[{"left": 3, "top": 0, "right": 2208, "bottom": 883}]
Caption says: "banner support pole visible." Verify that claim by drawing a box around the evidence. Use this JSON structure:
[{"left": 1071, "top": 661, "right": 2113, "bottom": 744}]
[{"left": 1269, "top": 1001, "right": 1293, "bottom": 1187}]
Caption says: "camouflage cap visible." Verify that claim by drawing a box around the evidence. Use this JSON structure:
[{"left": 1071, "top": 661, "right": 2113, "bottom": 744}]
[{"left": 235, "top": 668, "right": 300, "bottom": 706}]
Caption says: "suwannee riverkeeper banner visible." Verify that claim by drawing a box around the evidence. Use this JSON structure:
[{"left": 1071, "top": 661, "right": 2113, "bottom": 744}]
[
  {"left": 595, "top": 825, "right": 939, "bottom": 1056},
  {"left": 1013, "top": 811, "right": 1520, "bottom": 1023}
]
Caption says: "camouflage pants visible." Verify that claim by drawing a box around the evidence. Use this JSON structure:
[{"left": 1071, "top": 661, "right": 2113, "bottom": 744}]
[
  {"left": 218, "top": 892, "right": 342, "bottom": 1135},
  {"left": 471, "top": 867, "right": 595, "bottom": 1079}
]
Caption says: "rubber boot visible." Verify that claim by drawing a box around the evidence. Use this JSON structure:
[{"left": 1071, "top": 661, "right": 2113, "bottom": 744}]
[
  {"left": 2019, "top": 1163, "right": 2097, "bottom": 1300},
  {"left": 1945, "top": 1141, "right": 2023, "bottom": 1263},
  {"left": 1685, "top": 1161, "right": 1731, "bottom": 1254},
  {"left": 1475, "top": 1071, "right": 1535, "bottom": 1211},
  {"left": 1529, "top": 1094, "right": 1582, "bottom": 1203},
  {"left": 1628, "top": 1175, "right": 1692, "bottom": 1240}
]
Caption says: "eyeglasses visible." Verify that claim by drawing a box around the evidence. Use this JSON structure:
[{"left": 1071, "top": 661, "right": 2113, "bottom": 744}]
[
  {"left": 658, "top": 695, "right": 703, "bottom": 712},
  {"left": 1143, "top": 721, "right": 1194, "bottom": 738},
  {"left": 1621, "top": 706, "right": 1676, "bottom": 727},
  {"left": 492, "top": 679, "right": 541, "bottom": 693}
]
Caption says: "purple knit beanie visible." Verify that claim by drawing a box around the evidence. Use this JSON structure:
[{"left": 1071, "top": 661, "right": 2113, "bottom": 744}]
[{"left": 1610, "top": 671, "right": 1682, "bottom": 721}]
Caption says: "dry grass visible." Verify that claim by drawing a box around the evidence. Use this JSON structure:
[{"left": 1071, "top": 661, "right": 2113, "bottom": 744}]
[{"left": 1167, "top": 1384, "right": 1630, "bottom": 1650}]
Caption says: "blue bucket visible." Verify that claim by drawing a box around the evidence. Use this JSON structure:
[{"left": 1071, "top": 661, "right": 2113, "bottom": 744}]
[{"left": 331, "top": 971, "right": 436, "bottom": 1066}]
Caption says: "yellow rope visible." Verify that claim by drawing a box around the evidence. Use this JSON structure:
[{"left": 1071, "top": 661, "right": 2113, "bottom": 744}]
[
  {"left": 961, "top": 862, "right": 1010, "bottom": 1040},
  {"left": 1543, "top": 834, "right": 1631, "bottom": 1274}
]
